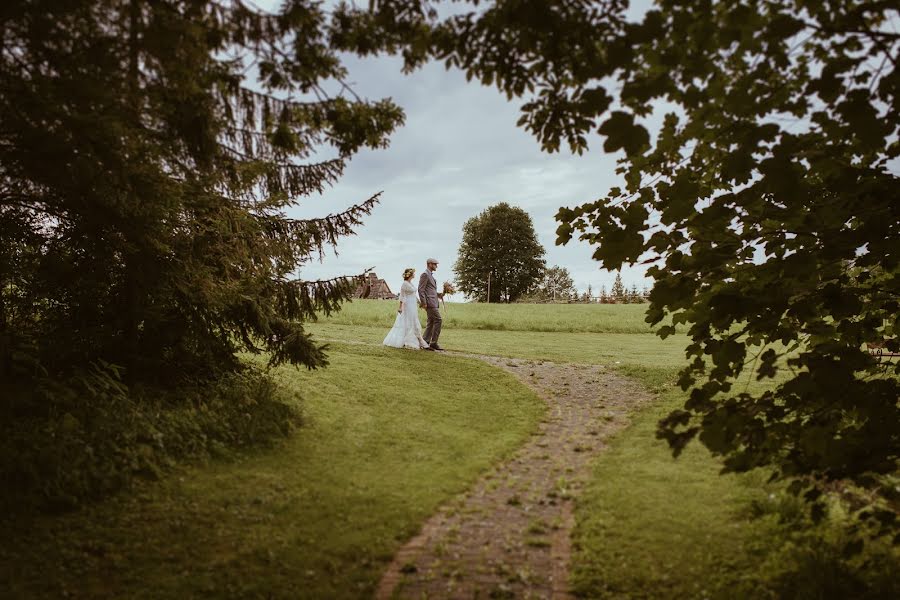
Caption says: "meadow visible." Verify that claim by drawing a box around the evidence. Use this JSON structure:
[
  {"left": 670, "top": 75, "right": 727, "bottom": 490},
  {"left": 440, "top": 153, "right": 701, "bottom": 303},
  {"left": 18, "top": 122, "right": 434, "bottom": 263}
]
[
  {"left": 3, "top": 300, "right": 896, "bottom": 598},
  {"left": 2, "top": 344, "right": 545, "bottom": 598},
  {"left": 313, "top": 297, "right": 682, "bottom": 334},
  {"left": 309, "top": 300, "right": 899, "bottom": 598}
]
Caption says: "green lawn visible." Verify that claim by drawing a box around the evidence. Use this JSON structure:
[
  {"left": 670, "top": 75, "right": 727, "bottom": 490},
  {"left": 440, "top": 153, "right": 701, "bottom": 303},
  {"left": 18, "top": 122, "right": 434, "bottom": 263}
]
[
  {"left": 1, "top": 343, "right": 545, "bottom": 599},
  {"left": 307, "top": 319, "right": 899, "bottom": 599},
  {"left": 314, "top": 298, "right": 679, "bottom": 334},
  {"left": 307, "top": 323, "right": 779, "bottom": 597},
  {"left": 308, "top": 321, "right": 691, "bottom": 370},
  {"left": 570, "top": 364, "right": 777, "bottom": 598},
  {"left": 5, "top": 305, "right": 895, "bottom": 599}
]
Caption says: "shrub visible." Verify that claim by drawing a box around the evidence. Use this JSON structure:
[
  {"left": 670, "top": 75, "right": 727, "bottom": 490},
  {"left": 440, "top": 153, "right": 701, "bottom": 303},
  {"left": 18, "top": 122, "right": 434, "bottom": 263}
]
[
  {"left": 0, "top": 362, "right": 300, "bottom": 514},
  {"left": 742, "top": 490, "right": 900, "bottom": 599}
]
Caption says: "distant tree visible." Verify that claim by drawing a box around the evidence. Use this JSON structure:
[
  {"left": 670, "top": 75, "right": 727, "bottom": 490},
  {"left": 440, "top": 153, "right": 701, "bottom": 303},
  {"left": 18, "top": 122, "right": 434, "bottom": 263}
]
[
  {"left": 454, "top": 203, "right": 545, "bottom": 302},
  {"left": 530, "top": 265, "right": 577, "bottom": 303},
  {"left": 628, "top": 284, "right": 644, "bottom": 304},
  {"left": 598, "top": 285, "right": 609, "bottom": 304},
  {"left": 610, "top": 273, "right": 626, "bottom": 304},
  {"left": 581, "top": 284, "right": 594, "bottom": 303}
]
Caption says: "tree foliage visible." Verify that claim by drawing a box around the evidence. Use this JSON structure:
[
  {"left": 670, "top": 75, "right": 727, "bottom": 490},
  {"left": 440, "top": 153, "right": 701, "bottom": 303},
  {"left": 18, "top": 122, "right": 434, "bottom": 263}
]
[
  {"left": 610, "top": 272, "right": 626, "bottom": 303},
  {"left": 454, "top": 202, "right": 545, "bottom": 302},
  {"left": 1, "top": 0, "right": 403, "bottom": 387},
  {"left": 0, "top": 0, "right": 404, "bottom": 508},
  {"left": 528, "top": 265, "right": 577, "bottom": 303},
  {"left": 332, "top": 0, "right": 899, "bottom": 532}
]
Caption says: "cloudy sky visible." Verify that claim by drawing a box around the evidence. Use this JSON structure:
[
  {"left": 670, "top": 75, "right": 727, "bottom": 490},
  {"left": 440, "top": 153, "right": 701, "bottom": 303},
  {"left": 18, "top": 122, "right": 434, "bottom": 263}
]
[{"left": 281, "top": 2, "right": 654, "bottom": 297}]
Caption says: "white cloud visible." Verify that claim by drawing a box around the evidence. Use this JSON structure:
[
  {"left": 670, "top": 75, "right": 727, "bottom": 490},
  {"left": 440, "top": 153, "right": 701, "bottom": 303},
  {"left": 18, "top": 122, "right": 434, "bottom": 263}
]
[
  {"left": 289, "top": 54, "right": 653, "bottom": 296},
  {"left": 243, "top": 2, "right": 659, "bottom": 297}
]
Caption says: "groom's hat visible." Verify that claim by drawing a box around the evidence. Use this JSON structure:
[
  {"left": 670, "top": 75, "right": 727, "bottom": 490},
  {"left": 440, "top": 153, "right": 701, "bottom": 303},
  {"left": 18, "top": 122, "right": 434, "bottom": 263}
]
[{"left": 427, "top": 257, "right": 439, "bottom": 263}]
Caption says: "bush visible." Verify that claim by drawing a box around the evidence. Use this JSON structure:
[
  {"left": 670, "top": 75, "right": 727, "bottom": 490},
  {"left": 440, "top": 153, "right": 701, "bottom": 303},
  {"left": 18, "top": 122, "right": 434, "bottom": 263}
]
[
  {"left": 763, "top": 528, "right": 899, "bottom": 600},
  {"left": 0, "top": 362, "right": 300, "bottom": 514},
  {"left": 742, "top": 491, "right": 900, "bottom": 599}
]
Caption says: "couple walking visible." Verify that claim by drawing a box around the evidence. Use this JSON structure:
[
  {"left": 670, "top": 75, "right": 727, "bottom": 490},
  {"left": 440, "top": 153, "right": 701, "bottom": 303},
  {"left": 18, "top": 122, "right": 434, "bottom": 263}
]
[{"left": 383, "top": 258, "right": 445, "bottom": 352}]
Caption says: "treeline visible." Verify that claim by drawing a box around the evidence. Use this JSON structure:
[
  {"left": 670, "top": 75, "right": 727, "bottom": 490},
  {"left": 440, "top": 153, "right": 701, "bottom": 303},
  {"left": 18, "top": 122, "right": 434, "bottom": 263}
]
[
  {"left": 596, "top": 270, "right": 649, "bottom": 304},
  {"left": 450, "top": 204, "right": 650, "bottom": 305},
  {"left": 522, "top": 269, "right": 649, "bottom": 304}
]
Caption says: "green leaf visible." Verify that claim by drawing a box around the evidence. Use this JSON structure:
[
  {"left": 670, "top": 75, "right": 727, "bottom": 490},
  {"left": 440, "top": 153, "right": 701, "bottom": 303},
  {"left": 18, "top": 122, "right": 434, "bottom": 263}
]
[{"left": 597, "top": 111, "right": 650, "bottom": 156}]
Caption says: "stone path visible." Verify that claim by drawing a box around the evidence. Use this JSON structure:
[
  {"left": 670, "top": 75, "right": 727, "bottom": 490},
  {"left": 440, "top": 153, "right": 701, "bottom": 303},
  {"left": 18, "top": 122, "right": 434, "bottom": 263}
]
[{"left": 375, "top": 354, "right": 651, "bottom": 599}]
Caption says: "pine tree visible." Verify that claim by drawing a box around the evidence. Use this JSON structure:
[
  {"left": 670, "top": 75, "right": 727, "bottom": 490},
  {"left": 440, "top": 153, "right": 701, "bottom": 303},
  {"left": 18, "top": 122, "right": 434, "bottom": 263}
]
[
  {"left": 1, "top": 1, "right": 404, "bottom": 384},
  {"left": 629, "top": 284, "right": 642, "bottom": 304},
  {"left": 610, "top": 273, "right": 626, "bottom": 304},
  {"left": 582, "top": 284, "right": 594, "bottom": 303}
]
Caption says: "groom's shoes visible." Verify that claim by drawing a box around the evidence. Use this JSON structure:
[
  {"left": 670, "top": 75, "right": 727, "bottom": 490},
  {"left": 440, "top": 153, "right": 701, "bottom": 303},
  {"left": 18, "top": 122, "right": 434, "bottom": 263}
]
[
  {"left": 423, "top": 345, "right": 436, "bottom": 351},
  {"left": 430, "top": 344, "right": 445, "bottom": 352}
]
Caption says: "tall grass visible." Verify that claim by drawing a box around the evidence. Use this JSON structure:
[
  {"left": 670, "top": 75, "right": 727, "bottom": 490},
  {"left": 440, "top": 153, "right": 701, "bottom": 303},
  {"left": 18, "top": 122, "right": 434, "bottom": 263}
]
[{"left": 317, "top": 299, "right": 678, "bottom": 334}]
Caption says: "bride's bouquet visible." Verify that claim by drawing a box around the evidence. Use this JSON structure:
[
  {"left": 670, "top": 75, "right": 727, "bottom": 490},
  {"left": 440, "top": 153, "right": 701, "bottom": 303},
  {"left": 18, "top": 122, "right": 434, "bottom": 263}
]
[{"left": 441, "top": 281, "right": 456, "bottom": 311}]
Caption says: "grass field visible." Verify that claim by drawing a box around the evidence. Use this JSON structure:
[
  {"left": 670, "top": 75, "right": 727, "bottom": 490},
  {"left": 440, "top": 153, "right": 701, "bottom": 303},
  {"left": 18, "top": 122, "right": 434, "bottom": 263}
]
[
  {"left": 314, "top": 298, "right": 681, "bottom": 333},
  {"left": 1, "top": 344, "right": 544, "bottom": 599},
  {"left": 571, "top": 364, "right": 898, "bottom": 599},
  {"left": 4, "top": 301, "right": 896, "bottom": 598},
  {"left": 307, "top": 301, "right": 899, "bottom": 598},
  {"left": 304, "top": 308, "right": 784, "bottom": 597}
]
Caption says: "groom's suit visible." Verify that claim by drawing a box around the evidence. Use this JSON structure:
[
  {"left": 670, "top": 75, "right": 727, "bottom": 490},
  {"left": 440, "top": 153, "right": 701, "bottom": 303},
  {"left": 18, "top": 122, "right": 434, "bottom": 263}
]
[{"left": 418, "top": 269, "right": 442, "bottom": 346}]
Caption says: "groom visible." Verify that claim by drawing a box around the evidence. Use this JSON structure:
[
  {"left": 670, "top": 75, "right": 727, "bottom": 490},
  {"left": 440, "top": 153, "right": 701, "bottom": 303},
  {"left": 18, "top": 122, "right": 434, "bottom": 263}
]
[{"left": 418, "top": 258, "right": 444, "bottom": 351}]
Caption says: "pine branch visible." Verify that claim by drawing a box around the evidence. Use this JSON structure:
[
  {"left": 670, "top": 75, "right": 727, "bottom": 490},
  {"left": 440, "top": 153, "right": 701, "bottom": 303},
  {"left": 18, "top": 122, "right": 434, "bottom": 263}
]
[
  {"left": 223, "top": 87, "right": 333, "bottom": 130},
  {"left": 256, "top": 191, "right": 382, "bottom": 258},
  {"left": 277, "top": 268, "right": 374, "bottom": 322},
  {"left": 219, "top": 143, "right": 346, "bottom": 197}
]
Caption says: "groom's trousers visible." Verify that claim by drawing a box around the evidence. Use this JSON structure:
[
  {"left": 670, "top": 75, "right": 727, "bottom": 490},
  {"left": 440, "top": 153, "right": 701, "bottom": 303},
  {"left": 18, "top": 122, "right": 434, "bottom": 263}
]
[{"left": 424, "top": 306, "right": 442, "bottom": 345}]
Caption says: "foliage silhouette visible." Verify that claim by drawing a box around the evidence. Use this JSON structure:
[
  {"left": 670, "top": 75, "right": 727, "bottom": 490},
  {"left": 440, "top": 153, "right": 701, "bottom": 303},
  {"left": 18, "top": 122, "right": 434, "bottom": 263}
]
[
  {"left": 0, "top": 0, "right": 402, "bottom": 507},
  {"left": 332, "top": 0, "right": 900, "bottom": 536}
]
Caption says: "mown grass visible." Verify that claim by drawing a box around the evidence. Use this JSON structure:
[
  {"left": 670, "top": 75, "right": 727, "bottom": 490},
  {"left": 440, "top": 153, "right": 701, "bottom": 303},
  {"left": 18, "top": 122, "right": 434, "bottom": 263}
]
[
  {"left": 6, "top": 304, "right": 895, "bottom": 599},
  {"left": 316, "top": 298, "right": 678, "bottom": 334},
  {"left": 571, "top": 364, "right": 899, "bottom": 599},
  {"left": 570, "top": 362, "right": 773, "bottom": 598},
  {"left": 307, "top": 322, "right": 691, "bottom": 369},
  {"left": 307, "top": 317, "right": 899, "bottom": 599},
  {"left": 0, "top": 343, "right": 545, "bottom": 599},
  {"left": 305, "top": 324, "right": 777, "bottom": 597}
]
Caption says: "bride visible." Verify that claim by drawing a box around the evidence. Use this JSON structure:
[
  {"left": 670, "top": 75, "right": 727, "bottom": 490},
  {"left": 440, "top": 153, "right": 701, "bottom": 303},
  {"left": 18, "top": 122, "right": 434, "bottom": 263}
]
[{"left": 383, "top": 268, "right": 430, "bottom": 350}]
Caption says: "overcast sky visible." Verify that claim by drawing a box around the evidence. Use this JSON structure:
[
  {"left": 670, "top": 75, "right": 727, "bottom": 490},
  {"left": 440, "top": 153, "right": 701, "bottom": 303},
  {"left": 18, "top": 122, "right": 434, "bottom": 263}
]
[{"left": 277, "top": 2, "right": 655, "bottom": 297}]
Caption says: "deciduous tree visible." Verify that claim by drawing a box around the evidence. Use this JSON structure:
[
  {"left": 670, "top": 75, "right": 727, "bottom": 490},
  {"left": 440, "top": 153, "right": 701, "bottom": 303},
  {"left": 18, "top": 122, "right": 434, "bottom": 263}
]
[
  {"left": 332, "top": 0, "right": 900, "bottom": 533},
  {"left": 454, "top": 202, "right": 545, "bottom": 302},
  {"left": 530, "top": 265, "right": 577, "bottom": 303}
]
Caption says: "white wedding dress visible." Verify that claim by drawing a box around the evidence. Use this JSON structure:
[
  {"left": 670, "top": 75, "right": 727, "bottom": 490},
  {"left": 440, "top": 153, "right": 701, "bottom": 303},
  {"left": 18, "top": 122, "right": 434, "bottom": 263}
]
[{"left": 383, "top": 280, "right": 429, "bottom": 350}]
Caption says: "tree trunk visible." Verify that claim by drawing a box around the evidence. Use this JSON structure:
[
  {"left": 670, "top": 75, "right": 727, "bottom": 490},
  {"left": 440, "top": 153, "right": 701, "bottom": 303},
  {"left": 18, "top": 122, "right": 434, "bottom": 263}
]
[{"left": 123, "top": 0, "right": 141, "bottom": 380}]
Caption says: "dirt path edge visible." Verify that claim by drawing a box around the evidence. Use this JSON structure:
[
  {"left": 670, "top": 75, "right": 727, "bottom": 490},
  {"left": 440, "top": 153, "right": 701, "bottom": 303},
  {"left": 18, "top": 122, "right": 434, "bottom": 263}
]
[{"left": 375, "top": 354, "right": 652, "bottom": 599}]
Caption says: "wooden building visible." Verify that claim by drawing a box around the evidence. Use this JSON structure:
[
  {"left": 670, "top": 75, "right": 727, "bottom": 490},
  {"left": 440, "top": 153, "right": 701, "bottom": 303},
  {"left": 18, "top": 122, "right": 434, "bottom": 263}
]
[{"left": 354, "top": 272, "right": 397, "bottom": 300}]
